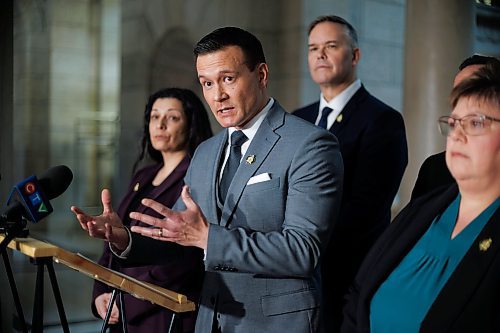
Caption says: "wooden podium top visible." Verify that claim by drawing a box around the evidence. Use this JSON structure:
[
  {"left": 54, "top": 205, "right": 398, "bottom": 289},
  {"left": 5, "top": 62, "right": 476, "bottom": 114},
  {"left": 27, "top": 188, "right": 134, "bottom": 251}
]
[
  {"left": 0, "top": 234, "right": 60, "bottom": 258},
  {"left": 0, "top": 234, "right": 196, "bottom": 313},
  {"left": 54, "top": 248, "right": 195, "bottom": 312}
]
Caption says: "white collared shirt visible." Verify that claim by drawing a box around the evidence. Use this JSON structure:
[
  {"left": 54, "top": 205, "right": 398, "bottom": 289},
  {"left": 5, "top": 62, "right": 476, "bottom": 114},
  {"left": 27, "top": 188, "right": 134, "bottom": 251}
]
[
  {"left": 315, "top": 79, "right": 361, "bottom": 129},
  {"left": 218, "top": 98, "right": 274, "bottom": 181}
]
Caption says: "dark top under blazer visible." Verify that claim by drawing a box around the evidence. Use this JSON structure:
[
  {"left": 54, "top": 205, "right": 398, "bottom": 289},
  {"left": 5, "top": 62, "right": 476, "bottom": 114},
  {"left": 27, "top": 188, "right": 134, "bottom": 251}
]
[
  {"left": 341, "top": 184, "right": 500, "bottom": 333},
  {"left": 294, "top": 85, "right": 408, "bottom": 330},
  {"left": 93, "top": 157, "right": 204, "bottom": 333},
  {"left": 125, "top": 101, "right": 344, "bottom": 332}
]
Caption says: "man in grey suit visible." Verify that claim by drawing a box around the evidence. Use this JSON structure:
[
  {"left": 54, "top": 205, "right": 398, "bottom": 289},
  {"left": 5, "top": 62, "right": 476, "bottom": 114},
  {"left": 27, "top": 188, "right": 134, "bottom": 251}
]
[{"left": 80, "top": 27, "right": 343, "bottom": 332}]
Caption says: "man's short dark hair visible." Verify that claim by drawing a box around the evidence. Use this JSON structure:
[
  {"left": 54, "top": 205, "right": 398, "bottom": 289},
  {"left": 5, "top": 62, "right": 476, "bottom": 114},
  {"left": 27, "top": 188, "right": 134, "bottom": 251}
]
[
  {"left": 458, "top": 54, "right": 500, "bottom": 70},
  {"left": 193, "top": 26, "right": 266, "bottom": 71},
  {"left": 450, "top": 60, "right": 500, "bottom": 109},
  {"left": 308, "top": 15, "right": 358, "bottom": 49}
]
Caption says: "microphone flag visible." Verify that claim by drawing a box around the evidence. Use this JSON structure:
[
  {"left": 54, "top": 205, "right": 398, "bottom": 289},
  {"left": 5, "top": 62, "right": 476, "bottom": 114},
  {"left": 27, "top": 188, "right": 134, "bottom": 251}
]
[{"left": 6, "top": 175, "right": 53, "bottom": 223}]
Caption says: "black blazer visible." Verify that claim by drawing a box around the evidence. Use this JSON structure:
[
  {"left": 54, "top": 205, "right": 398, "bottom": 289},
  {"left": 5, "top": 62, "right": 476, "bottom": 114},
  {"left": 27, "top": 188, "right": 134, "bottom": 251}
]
[
  {"left": 294, "top": 85, "right": 408, "bottom": 330},
  {"left": 341, "top": 184, "right": 500, "bottom": 333},
  {"left": 411, "top": 151, "right": 455, "bottom": 200}
]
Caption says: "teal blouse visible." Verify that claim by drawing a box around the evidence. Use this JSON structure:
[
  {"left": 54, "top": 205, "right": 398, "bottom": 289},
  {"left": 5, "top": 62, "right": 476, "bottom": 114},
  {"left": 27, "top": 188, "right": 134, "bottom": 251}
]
[{"left": 369, "top": 195, "right": 500, "bottom": 333}]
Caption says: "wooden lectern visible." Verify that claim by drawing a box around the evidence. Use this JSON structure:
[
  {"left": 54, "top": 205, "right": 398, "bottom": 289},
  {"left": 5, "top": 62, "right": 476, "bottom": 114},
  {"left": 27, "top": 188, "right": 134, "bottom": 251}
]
[{"left": 0, "top": 235, "right": 196, "bottom": 332}]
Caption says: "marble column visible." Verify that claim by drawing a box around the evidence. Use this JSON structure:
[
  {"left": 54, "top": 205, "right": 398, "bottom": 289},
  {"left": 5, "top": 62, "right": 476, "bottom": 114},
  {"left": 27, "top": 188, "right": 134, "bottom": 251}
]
[{"left": 399, "top": 0, "right": 475, "bottom": 207}]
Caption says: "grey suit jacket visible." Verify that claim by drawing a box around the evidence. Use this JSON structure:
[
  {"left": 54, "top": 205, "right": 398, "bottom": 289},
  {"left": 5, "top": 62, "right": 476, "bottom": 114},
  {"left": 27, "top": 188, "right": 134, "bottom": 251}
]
[{"left": 128, "top": 101, "right": 343, "bottom": 332}]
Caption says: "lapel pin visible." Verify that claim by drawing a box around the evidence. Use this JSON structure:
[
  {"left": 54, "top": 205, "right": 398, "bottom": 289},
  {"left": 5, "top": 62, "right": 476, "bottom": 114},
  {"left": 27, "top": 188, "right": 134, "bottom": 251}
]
[
  {"left": 479, "top": 238, "right": 492, "bottom": 252},
  {"left": 336, "top": 114, "right": 343, "bottom": 123},
  {"left": 134, "top": 182, "right": 140, "bottom": 192},
  {"left": 246, "top": 155, "right": 256, "bottom": 164}
]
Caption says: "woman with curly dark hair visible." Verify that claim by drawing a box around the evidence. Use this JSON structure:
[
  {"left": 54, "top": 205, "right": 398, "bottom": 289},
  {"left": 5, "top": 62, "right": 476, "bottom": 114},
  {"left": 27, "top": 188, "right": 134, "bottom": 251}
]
[{"left": 72, "top": 88, "right": 213, "bottom": 332}]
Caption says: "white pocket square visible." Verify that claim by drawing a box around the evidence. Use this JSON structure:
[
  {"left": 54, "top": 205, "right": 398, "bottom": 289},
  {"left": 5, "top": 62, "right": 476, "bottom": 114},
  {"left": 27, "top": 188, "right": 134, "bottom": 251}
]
[{"left": 247, "top": 173, "right": 271, "bottom": 185}]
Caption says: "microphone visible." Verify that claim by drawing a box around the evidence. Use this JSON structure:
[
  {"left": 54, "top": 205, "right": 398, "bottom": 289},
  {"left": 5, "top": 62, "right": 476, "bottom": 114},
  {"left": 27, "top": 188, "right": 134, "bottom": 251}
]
[{"left": 1, "top": 165, "right": 73, "bottom": 224}]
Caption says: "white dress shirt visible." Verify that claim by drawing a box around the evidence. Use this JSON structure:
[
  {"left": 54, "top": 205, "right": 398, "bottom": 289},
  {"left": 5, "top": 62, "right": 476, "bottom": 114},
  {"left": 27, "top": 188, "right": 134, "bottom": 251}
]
[
  {"left": 218, "top": 98, "right": 274, "bottom": 182},
  {"left": 315, "top": 79, "right": 361, "bottom": 130}
]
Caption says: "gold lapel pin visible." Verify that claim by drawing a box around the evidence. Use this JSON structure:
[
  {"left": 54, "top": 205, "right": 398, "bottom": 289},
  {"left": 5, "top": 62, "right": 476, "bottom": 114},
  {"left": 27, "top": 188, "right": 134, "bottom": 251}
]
[
  {"left": 479, "top": 238, "right": 492, "bottom": 252},
  {"left": 336, "top": 114, "right": 343, "bottom": 123},
  {"left": 133, "top": 182, "right": 140, "bottom": 192},
  {"left": 246, "top": 155, "right": 256, "bottom": 164}
]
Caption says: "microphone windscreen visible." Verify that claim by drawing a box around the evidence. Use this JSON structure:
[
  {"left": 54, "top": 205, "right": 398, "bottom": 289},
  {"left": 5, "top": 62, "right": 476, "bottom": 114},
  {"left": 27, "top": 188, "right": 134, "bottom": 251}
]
[{"left": 38, "top": 165, "right": 73, "bottom": 200}]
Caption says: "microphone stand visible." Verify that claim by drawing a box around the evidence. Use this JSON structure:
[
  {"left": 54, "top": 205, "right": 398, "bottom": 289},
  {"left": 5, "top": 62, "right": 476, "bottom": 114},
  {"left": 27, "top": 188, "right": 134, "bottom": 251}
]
[
  {"left": 1, "top": 216, "right": 70, "bottom": 333},
  {"left": 0, "top": 217, "right": 29, "bottom": 333}
]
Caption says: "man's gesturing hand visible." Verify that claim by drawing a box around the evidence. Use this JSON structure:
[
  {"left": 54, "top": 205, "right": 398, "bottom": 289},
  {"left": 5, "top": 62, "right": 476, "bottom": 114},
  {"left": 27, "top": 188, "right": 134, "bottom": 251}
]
[
  {"left": 129, "top": 186, "right": 209, "bottom": 250},
  {"left": 71, "top": 189, "right": 129, "bottom": 250}
]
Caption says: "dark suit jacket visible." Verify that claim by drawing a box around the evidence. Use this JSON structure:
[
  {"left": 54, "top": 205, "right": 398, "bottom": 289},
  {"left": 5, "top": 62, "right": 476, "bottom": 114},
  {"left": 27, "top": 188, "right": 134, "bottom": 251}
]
[
  {"left": 341, "top": 184, "right": 500, "bottom": 332},
  {"left": 411, "top": 151, "right": 455, "bottom": 200},
  {"left": 294, "top": 85, "right": 408, "bottom": 331},
  {"left": 93, "top": 157, "right": 204, "bottom": 333},
  {"left": 126, "top": 101, "right": 344, "bottom": 332}
]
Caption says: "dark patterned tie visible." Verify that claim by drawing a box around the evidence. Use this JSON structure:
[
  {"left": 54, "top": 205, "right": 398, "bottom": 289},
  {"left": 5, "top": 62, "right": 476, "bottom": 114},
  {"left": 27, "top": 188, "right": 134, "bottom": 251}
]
[
  {"left": 220, "top": 131, "right": 248, "bottom": 202},
  {"left": 318, "top": 106, "right": 333, "bottom": 129}
]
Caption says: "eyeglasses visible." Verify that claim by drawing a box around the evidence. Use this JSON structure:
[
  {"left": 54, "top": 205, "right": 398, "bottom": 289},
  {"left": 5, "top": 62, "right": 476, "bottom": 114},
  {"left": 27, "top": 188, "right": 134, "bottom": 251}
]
[{"left": 438, "top": 114, "right": 500, "bottom": 136}]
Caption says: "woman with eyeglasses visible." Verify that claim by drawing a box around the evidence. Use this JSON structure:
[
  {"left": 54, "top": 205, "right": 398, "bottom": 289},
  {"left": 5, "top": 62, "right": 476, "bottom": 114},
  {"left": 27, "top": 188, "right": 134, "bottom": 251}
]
[{"left": 341, "top": 61, "right": 500, "bottom": 333}]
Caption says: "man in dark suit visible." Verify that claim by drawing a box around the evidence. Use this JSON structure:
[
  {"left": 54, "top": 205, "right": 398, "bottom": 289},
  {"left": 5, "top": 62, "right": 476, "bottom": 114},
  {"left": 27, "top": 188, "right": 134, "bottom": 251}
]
[
  {"left": 293, "top": 15, "right": 408, "bottom": 331},
  {"left": 411, "top": 55, "right": 500, "bottom": 200},
  {"left": 84, "top": 27, "right": 344, "bottom": 332},
  {"left": 411, "top": 151, "right": 452, "bottom": 200}
]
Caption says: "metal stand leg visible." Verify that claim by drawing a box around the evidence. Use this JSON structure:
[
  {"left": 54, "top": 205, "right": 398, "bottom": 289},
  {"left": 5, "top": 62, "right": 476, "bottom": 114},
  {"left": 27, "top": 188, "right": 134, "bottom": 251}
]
[
  {"left": 1, "top": 249, "right": 28, "bottom": 333},
  {"left": 30, "top": 257, "right": 71, "bottom": 333},
  {"left": 101, "top": 289, "right": 118, "bottom": 333},
  {"left": 1, "top": 222, "right": 29, "bottom": 333},
  {"left": 118, "top": 291, "right": 128, "bottom": 333},
  {"left": 100, "top": 289, "right": 128, "bottom": 333},
  {"left": 46, "top": 259, "right": 70, "bottom": 333},
  {"left": 168, "top": 313, "right": 177, "bottom": 333},
  {"left": 31, "top": 262, "right": 44, "bottom": 333}
]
